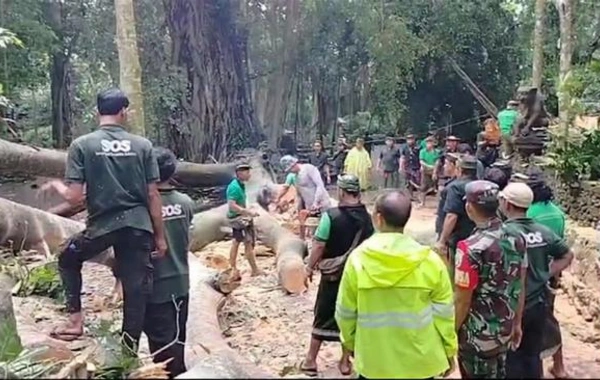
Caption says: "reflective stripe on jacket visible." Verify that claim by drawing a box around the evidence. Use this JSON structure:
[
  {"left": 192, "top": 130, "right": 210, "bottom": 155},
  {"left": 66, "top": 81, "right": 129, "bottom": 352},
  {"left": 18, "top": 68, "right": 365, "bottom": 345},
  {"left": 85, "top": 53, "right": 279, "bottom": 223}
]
[{"left": 335, "top": 232, "right": 457, "bottom": 379}]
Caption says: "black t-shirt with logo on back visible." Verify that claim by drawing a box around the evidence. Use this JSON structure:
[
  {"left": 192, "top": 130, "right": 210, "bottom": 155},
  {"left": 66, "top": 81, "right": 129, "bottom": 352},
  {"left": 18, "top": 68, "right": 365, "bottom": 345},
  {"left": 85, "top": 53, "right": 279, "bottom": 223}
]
[{"left": 65, "top": 125, "right": 160, "bottom": 239}]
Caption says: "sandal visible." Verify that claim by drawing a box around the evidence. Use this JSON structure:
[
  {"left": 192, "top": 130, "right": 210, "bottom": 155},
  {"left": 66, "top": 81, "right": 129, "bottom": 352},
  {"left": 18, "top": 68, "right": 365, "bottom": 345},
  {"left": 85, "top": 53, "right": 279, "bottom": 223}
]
[
  {"left": 299, "top": 360, "right": 318, "bottom": 377},
  {"left": 50, "top": 326, "right": 83, "bottom": 342}
]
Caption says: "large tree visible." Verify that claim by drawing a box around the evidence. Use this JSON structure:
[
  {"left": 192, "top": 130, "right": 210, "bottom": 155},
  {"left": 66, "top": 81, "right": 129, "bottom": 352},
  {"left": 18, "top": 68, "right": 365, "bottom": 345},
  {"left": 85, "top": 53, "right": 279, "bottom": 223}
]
[
  {"left": 532, "top": 0, "right": 547, "bottom": 90},
  {"left": 115, "top": 0, "right": 145, "bottom": 135},
  {"left": 164, "top": 0, "right": 262, "bottom": 162}
]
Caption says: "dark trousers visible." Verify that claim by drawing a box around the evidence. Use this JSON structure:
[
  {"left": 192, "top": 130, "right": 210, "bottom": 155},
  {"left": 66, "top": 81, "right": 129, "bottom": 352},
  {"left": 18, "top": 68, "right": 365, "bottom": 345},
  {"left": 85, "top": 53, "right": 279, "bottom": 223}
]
[
  {"left": 507, "top": 301, "right": 546, "bottom": 379},
  {"left": 144, "top": 295, "right": 189, "bottom": 378},
  {"left": 59, "top": 227, "right": 154, "bottom": 353},
  {"left": 383, "top": 171, "right": 400, "bottom": 188}
]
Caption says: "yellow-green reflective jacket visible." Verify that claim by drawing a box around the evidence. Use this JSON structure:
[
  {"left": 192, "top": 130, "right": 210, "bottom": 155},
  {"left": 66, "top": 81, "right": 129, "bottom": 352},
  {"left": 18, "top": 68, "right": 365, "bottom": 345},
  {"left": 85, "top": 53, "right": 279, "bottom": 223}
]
[{"left": 335, "top": 232, "right": 457, "bottom": 379}]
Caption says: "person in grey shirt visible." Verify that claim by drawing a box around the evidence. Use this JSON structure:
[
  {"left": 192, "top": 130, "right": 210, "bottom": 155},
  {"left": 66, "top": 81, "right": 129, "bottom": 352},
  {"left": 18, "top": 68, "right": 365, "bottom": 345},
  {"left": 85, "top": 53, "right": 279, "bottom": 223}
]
[{"left": 377, "top": 136, "right": 402, "bottom": 188}]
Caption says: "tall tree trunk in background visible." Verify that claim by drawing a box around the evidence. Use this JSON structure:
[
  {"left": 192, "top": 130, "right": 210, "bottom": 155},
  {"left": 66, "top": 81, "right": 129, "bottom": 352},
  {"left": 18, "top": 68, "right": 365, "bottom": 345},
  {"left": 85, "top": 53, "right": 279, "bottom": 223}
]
[
  {"left": 44, "top": 0, "right": 73, "bottom": 149},
  {"left": 532, "top": 0, "right": 546, "bottom": 90},
  {"left": 115, "top": 0, "right": 145, "bottom": 136},
  {"left": 164, "top": 0, "right": 261, "bottom": 162},
  {"left": 263, "top": 0, "right": 300, "bottom": 148},
  {"left": 555, "top": 0, "right": 576, "bottom": 132}
]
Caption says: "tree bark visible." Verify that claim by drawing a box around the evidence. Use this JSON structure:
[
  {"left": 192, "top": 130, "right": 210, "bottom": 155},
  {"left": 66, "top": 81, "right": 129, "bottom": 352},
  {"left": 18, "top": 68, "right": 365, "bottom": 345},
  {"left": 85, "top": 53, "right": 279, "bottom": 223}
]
[
  {"left": 0, "top": 138, "right": 236, "bottom": 188},
  {"left": 532, "top": 0, "right": 546, "bottom": 90},
  {"left": 164, "top": 0, "right": 263, "bottom": 162},
  {"left": 0, "top": 274, "right": 22, "bottom": 362},
  {"left": 555, "top": 0, "right": 576, "bottom": 133},
  {"left": 43, "top": 0, "right": 74, "bottom": 149},
  {"left": 115, "top": 0, "right": 146, "bottom": 136},
  {"left": 254, "top": 208, "right": 308, "bottom": 294}
]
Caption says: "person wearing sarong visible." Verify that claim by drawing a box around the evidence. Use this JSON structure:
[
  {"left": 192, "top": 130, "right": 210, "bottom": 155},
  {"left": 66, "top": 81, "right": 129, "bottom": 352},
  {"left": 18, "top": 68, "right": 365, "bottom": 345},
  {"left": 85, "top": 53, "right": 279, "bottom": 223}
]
[
  {"left": 301, "top": 175, "right": 374, "bottom": 377},
  {"left": 400, "top": 134, "right": 421, "bottom": 199},
  {"left": 526, "top": 168, "right": 569, "bottom": 378},
  {"left": 344, "top": 138, "right": 372, "bottom": 190}
]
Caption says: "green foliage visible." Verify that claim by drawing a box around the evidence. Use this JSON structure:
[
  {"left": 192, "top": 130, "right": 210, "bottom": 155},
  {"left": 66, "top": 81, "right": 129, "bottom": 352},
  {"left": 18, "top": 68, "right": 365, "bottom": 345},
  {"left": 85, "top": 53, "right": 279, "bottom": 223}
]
[
  {"left": 548, "top": 128, "right": 600, "bottom": 182},
  {"left": 0, "top": 348, "right": 60, "bottom": 378},
  {"left": 1, "top": 257, "right": 64, "bottom": 302}
]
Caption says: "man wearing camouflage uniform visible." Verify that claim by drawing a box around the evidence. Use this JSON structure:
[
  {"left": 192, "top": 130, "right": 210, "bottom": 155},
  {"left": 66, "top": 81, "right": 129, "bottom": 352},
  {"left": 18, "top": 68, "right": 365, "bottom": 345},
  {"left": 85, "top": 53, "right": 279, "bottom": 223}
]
[{"left": 454, "top": 180, "right": 528, "bottom": 378}]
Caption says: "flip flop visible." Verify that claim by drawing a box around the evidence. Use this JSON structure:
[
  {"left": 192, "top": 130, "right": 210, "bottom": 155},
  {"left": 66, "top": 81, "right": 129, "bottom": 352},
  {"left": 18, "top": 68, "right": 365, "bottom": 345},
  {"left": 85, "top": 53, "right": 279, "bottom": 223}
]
[{"left": 299, "top": 360, "right": 318, "bottom": 377}]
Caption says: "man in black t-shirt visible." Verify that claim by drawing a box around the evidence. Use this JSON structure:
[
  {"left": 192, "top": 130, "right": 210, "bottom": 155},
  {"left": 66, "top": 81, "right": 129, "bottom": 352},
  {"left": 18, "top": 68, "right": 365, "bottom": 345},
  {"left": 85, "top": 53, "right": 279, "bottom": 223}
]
[
  {"left": 400, "top": 134, "right": 421, "bottom": 198},
  {"left": 43, "top": 89, "right": 167, "bottom": 354},
  {"left": 308, "top": 140, "right": 331, "bottom": 185},
  {"left": 435, "top": 155, "right": 478, "bottom": 278}
]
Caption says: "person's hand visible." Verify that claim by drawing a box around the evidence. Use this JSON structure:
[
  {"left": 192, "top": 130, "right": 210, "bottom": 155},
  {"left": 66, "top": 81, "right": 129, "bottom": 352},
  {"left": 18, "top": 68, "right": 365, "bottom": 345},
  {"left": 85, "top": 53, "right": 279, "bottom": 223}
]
[
  {"left": 152, "top": 237, "right": 168, "bottom": 259},
  {"left": 510, "top": 323, "right": 523, "bottom": 351},
  {"left": 434, "top": 241, "right": 448, "bottom": 257},
  {"left": 304, "top": 265, "right": 314, "bottom": 283},
  {"left": 442, "top": 356, "right": 456, "bottom": 378},
  {"left": 39, "top": 179, "right": 68, "bottom": 198}
]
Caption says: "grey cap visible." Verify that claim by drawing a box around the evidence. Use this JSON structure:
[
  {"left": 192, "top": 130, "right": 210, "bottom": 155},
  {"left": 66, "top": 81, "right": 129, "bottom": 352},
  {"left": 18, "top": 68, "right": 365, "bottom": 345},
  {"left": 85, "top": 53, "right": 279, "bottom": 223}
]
[{"left": 464, "top": 180, "right": 500, "bottom": 206}]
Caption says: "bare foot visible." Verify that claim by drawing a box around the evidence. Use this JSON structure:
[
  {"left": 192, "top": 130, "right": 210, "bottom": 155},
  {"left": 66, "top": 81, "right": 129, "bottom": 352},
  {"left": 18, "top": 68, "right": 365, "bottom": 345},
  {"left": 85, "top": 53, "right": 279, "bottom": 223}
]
[
  {"left": 549, "top": 367, "right": 570, "bottom": 379},
  {"left": 50, "top": 323, "right": 83, "bottom": 342},
  {"left": 300, "top": 359, "right": 318, "bottom": 377},
  {"left": 251, "top": 269, "right": 265, "bottom": 277}
]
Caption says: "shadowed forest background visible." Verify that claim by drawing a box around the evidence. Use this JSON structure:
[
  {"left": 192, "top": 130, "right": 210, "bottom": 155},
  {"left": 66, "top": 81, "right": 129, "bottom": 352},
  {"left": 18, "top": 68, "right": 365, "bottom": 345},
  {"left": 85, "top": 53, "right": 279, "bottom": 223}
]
[{"left": 0, "top": 0, "right": 598, "bottom": 163}]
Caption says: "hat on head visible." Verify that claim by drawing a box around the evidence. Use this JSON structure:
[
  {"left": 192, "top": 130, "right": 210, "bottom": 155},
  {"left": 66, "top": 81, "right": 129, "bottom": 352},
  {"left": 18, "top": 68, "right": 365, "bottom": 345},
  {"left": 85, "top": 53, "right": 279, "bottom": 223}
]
[
  {"left": 280, "top": 155, "right": 299, "bottom": 172},
  {"left": 464, "top": 180, "right": 500, "bottom": 206},
  {"left": 508, "top": 100, "right": 519, "bottom": 107},
  {"left": 337, "top": 174, "right": 361, "bottom": 193},
  {"left": 425, "top": 136, "right": 435, "bottom": 142},
  {"left": 459, "top": 155, "right": 478, "bottom": 170},
  {"left": 499, "top": 182, "right": 534, "bottom": 209},
  {"left": 385, "top": 135, "right": 395, "bottom": 141},
  {"left": 446, "top": 135, "right": 461, "bottom": 142},
  {"left": 406, "top": 134, "right": 415, "bottom": 139},
  {"left": 236, "top": 162, "right": 251, "bottom": 171}
]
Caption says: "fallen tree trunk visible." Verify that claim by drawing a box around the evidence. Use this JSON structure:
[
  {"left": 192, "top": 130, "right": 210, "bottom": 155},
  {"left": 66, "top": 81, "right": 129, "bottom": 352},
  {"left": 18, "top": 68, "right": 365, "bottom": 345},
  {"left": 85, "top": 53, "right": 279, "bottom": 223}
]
[
  {"left": 0, "top": 274, "right": 22, "bottom": 362},
  {"left": 0, "top": 139, "right": 236, "bottom": 188},
  {"left": 178, "top": 256, "right": 272, "bottom": 379},
  {"left": 0, "top": 197, "right": 113, "bottom": 267},
  {"left": 189, "top": 205, "right": 230, "bottom": 252},
  {"left": 254, "top": 208, "right": 308, "bottom": 294}
]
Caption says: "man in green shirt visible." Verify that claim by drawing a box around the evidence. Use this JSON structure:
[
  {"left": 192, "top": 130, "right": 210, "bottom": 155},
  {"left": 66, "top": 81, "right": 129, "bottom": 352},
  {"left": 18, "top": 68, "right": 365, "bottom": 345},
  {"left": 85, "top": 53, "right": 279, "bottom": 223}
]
[
  {"left": 499, "top": 182, "right": 573, "bottom": 379},
  {"left": 44, "top": 89, "right": 167, "bottom": 353},
  {"left": 498, "top": 100, "right": 519, "bottom": 156},
  {"left": 525, "top": 168, "right": 568, "bottom": 378},
  {"left": 226, "top": 163, "right": 261, "bottom": 279},
  {"left": 418, "top": 136, "right": 440, "bottom": 207},
  {"left": 144, "top": 147, "right": 195, "bottom": 377}
]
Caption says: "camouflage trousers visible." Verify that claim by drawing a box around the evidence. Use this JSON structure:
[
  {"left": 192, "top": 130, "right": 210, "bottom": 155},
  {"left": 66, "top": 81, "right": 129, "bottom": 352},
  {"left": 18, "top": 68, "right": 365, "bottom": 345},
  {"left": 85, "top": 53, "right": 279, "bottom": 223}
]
[{"left": 458, "top": 351, "right": 507, "bottom": 379}]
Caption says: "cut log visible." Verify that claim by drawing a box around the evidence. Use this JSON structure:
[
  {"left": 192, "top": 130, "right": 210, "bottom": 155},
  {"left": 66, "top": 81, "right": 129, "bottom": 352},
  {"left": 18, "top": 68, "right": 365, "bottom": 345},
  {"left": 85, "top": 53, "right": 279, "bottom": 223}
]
[
  {"left": 179, "top": 256, "right": 272, "bottom": 379},
  {"left": 0, "top": 138, "right": 236, "bottom": 188},
  {"left": 0, "top": 197, "right": 113, "bottom": 267},
  {"left": 254, "top": 208, "right": 308, "bottom": 294},
  {"left": 0, "top": 274, "right": 22, "bottom": 362},
  {"left": 189, "top": 204, "right": 230, "bottom": 252}
]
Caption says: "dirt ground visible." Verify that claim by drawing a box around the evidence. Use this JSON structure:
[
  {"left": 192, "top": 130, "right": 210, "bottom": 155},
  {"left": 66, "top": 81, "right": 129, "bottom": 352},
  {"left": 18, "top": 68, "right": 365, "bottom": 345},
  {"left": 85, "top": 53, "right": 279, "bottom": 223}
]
[{"left": 5, "top": 181, "right": 600, "bottom": 378}]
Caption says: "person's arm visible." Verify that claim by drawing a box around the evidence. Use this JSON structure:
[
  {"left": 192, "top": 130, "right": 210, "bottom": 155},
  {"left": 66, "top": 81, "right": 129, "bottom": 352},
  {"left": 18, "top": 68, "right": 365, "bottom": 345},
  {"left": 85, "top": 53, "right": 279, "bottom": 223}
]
[
  {"left": 324, "top": 153, "right": 331, "bottom": 182},
  {"left": 60, "top": 141, "right": 87, "bottom": 206},
  {"left": 310, "top": 167, "right": 328, "bottom": 209},
  {"left": 430, "top": 252, "right": 458, "bottom": 360},
  {"left": 306, "top": 213, "right": 331, "bottom": 271},
  {"left": 226, "top": 186, "right": 252, "bottom": 217},
  {"left": 377, "top": 151, "right": 383, "bottom": 171},
  {"left": 454, "top": 240, "right": 477, "bottom": 330},
  {"left": 145, "top": 146, "right": 167, "bottom": 257},
  {"left": 276, "top": 173, "right": 295, "bottom": 203},
  {"left": 548, "top": 236, "right": 574, "bottom": 277},
  {"left": 335, "top": 252, "right": 359, "bottom": 354}
]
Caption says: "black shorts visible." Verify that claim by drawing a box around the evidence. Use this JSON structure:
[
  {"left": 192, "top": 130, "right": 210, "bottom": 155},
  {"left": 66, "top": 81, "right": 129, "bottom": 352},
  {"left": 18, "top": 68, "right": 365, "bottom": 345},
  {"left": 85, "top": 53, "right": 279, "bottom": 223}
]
[{"left": 231, "top": 219, "right": 256, "bottom": 245}]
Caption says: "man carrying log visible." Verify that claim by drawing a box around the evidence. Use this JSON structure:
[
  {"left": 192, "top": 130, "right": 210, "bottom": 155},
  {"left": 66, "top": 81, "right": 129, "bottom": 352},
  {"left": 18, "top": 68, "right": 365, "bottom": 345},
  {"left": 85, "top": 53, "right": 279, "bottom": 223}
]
[
  {"left": 301, "top": 174, "right": 373, "bottom": 377},
  {"left": 43, "top": 88, "right": 167, "bottom": 353},
  {"left": 226, "top": 163, "right": 262, "bottom": 279},
  {"left": 276, "top": 155, "right": 330, "bottom": 240},
  {"left": 144, "top": 147, "right": 195, "bottom": 378}
]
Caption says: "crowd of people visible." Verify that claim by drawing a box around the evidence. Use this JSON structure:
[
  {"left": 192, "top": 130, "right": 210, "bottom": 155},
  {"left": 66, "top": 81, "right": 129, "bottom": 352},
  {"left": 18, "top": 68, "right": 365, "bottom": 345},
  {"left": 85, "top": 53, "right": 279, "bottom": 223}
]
[{"left": 40, "top": 86, "right": 573, "bottom": 380}]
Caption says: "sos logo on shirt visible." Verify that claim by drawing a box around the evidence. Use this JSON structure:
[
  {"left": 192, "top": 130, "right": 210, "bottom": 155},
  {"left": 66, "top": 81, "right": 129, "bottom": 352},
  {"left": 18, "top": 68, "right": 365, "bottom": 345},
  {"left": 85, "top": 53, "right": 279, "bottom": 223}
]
[
  {"left": 523, "top": 231, "right": 546, "bottom": 248},
  {"left": 97, "top": 140, "right": 136, "bottom": 157},
  {"left": 162, "top": 204, "right": 184, "bottom": 219}
]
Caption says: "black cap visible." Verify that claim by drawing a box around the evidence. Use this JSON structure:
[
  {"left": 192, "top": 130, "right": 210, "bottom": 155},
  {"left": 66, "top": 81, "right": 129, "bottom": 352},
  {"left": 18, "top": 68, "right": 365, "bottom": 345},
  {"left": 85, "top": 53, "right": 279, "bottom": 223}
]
[{"left": 459, "top": 155, "right": 478, "bottom": 170}]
